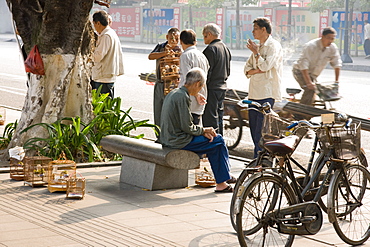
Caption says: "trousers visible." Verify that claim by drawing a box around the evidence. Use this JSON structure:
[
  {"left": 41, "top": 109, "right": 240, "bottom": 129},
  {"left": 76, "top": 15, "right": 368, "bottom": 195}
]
[
  {"left": 182, "top": 134, "right": 231, "bottom": 184},
  {"left": 202, "top": 89, "right": 226, "bottom": 135},
  {"left": 248, "top": 98, "right": 275, "bottom": 158},
  {"left": 153, "top": 82, "right": 165, "bottom": 127},
  {"left": 91, "top": 81, "right": 114, "bottom": 98}
]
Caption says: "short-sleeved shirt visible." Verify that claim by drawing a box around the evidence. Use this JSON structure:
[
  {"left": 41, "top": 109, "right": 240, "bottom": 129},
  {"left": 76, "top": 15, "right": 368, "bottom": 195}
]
[{"left": 150, "top": 41, "right": 168, "bottom": 82}]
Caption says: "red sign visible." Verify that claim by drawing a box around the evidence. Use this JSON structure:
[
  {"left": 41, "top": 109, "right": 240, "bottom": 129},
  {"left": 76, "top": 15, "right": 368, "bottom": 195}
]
[
  {"left": 110, "top": 8, "right": 140, "bottom": 37},
  {"left": 173, "top": 7, "right": 180, "bottom": 29},
  {"left": 319, "top": 9, "right": 329, "bottom": 36},
  {"left": 216, "top": 8, "right": 224, "bottom": 38}
]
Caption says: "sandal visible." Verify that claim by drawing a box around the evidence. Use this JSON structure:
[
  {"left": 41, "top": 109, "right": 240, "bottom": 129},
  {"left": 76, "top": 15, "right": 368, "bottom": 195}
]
[
  {"left": 226, "top": 176, "right": 237, "bottom": 184},
  {"left": 215, "top": 185, "right": 233, "bottom": 193}
]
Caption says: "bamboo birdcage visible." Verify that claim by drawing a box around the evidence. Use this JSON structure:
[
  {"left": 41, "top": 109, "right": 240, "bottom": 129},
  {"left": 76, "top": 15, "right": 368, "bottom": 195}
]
[
  {"left": 10, "top": 158, "right": 24, "bottom": 181},
  {"left": 47, "top": 158, "right": 77, "bottom": 193},
  {"left": 23, "top": 156, "right": 52, "bottom": 187},
  {"left": 66, "top": 175, "right": 86, "bottom": 199}
]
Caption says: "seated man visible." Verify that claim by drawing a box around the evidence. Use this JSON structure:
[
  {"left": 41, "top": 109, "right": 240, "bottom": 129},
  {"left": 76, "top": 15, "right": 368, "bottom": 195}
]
[{"left": 160, "top": 68, "right": 234, "bottom": 192}]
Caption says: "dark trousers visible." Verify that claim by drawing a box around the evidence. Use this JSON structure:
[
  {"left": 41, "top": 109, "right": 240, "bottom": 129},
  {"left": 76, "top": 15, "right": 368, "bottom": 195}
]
[
  {"left": 202, "top": 89, "right": 226, "bottom": 135},
  {"left": 153, "top": 82, "right": 165, "bottom": 127},
  {"left": 192, "top": 113, "right": 200, "bottom": 125},
  {"left": 91, "top": 80, "right": 114, "bottom": 98},
  {"left": 248, "top": 98, "right": 275, "bottom": 158},
  {"left": 364, "top": 39, "right": 370, "bottom": 56},
  {"left": 182, "top": 134, "right": 231, "bottom": 184}
]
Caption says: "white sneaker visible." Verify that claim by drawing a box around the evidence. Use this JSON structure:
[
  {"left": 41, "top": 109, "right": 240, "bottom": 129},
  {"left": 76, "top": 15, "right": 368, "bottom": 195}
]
[{"left": 365, "top": 55, "right": 370, "bottom": 59}]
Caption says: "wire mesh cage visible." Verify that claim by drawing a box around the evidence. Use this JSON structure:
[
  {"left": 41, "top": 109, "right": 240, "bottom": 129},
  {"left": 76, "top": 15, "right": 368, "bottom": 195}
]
[
  {"left": 317, "top": 123, "right": 361, "bottom": 160},
  {"left": 10, "top": 158, "right": 24, "bottom": 181},
  {"left": 66, "top": 175, "right": 85, "bottom": 199},
  {"left": 261, "top": 113, "right": 292, "bottom": 143},
  {"left": 24, "top": 156, "right": 52, "bottom": 187},
  {"left": 47, "top": 159, "right": 77, "bottom": 193}
]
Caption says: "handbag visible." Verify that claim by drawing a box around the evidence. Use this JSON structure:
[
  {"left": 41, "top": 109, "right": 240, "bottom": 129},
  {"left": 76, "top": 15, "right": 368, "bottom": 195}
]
[{"left": 24, "top": 45, "right": 45, "bottom": 75}]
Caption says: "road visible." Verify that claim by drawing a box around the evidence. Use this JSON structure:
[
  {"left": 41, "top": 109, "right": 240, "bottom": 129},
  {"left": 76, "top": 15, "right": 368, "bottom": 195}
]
[{"left": 1, "top": 39, "right": 370, "bottom": 163}]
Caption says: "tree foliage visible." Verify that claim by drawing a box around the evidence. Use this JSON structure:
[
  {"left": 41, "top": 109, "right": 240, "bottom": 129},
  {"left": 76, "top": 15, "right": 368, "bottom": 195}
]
[{"left": 309, "top": 0, "right": 370, "bottom": 13}]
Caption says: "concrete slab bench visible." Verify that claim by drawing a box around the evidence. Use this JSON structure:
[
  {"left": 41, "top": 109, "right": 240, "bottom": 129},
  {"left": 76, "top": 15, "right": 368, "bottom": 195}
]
[{"left": 100, "top": 135, "right": 200, "bottom": 190}]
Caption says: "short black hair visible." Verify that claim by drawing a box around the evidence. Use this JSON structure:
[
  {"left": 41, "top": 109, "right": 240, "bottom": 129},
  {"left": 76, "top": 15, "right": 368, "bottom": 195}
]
[
  {"left": 93, "top": 10, "right": 109, "bottom": 27},
  {"left": 253, "top": 17, "right": 272, "bottom": 34},
  {"left": 167, "top": 27, "right": 180, "bottom": 35},
  {"left": 180, "top": 29, "right": 196, "bottom": 45},
  {"left": 322, "top": 27, "right": 336, "bottom": 36}
]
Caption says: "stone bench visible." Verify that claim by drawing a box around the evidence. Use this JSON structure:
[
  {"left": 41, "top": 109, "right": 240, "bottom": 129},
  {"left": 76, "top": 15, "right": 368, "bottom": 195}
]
[{"left": 100, "top": 135, "right": 200, "bottom": 190}]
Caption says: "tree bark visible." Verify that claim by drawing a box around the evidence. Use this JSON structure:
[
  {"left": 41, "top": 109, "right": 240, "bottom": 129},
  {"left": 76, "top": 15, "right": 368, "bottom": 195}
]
[{"left": 6, "top": 0, "right": 95, "bottom": 149}]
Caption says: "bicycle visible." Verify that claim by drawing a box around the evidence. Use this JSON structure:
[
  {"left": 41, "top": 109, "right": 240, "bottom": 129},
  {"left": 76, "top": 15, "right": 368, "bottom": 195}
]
[
  {"left": 235, "top": 101, "right": 370, "bottom": 246},
  {"left": 229, "top": 100, "right": 309, "bottom": 231}
]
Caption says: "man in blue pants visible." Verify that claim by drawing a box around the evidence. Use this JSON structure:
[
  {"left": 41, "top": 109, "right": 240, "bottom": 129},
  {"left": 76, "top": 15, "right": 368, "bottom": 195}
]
[
  {"left": 160, "top": 68, "right": 234, "bottom": 192},
  {"left": 244, "top": 17, "right": 283, "bottom": 158}
]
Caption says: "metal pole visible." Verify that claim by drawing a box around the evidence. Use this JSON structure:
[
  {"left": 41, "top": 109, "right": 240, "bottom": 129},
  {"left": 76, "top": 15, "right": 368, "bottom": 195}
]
[
  {"left": 341, "top": 0, "right": 353, "bottom": 63},
  {"left": 288, "top": 0, "right": 292, "bottom": 40}
]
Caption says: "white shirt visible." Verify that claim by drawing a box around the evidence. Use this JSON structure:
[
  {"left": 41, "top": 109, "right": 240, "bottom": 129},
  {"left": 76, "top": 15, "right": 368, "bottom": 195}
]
[
  {"left": 179, "top": 46, "right": 210, "bottom": 115},
  {"left": 293, "top": 38, "right": 342, "bottom": 79},
  {"left": 365, "top": 23, "right": 370, "bottom": 40},
  {"left": 244, "top": 35, "right": 283, "bottom": 101}
]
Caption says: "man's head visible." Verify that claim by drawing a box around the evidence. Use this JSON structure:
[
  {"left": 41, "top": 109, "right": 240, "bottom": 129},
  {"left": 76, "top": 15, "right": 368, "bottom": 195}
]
[
  {"left": 252, "top": 17, "right": 272, "bottom": 41},
  {"left": 166, "top": 28, "right": 180, "bottom": 46},
  {"left": 180, "top": 29, "right": 197, "bottom": 49},
  {"left": 321, "top": 27, "right": 337, "bottom": 47},
  {"left": 93, "top": 10, "right": 109, "bottom": 34},
  {"left": 202, "top": 23, "right": 221, "bottom": 45},
  {"left": 184, "top": 68, "right": 206, "bottom": 96}
]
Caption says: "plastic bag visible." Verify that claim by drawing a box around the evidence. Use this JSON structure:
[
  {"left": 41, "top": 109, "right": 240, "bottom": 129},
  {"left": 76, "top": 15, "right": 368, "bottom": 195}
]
[
  {"left": 24, "top": 45, "right": 45, "bottom": 75},
  {"left": 9, "top": 146, "right": 25, "bottom": 161}
]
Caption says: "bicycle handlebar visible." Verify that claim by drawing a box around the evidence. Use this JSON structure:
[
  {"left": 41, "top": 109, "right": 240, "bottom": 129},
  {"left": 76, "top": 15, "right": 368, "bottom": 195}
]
[{"left": 287, "top": 118, "right": 353, "bottom": 131}]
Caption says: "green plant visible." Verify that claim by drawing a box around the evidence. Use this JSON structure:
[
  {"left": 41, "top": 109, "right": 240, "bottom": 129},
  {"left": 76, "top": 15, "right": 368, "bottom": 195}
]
[
  {"left": 0, "top": 120, "right": 18, "bottom": 149},
  {"left": 21, "top": 89, "right": 158, "bottom": 162}
]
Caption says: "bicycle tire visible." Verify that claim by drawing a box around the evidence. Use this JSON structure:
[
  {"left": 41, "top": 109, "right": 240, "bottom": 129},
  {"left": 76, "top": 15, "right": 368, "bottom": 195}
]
[
  {"left": 223, "top": 104, "right": 243, "bottom": 149},
  {"left": 230, "top": 157, "right": 272, "bottom": 231},
  {"left": 311, "top": 150, "right": 368, "bottom": 214},
  {"left": 327, "top": 163, "right": 370, "bottom": 245},
  {"left": 236, "top": 173, "right": 297, "bottom": 247}
]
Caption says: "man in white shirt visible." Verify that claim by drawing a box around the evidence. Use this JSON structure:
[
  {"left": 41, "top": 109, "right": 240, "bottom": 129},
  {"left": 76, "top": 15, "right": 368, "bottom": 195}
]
[
  {"left": 364, "top": 20, "right": 370, "bottom": 58},
  {"left": 91, "top": 10, "right": 124, "bottom": 98},
  {"left": 179, "top": 29, "right": 210, "bottom": 125},
  {"left": 244, "top": 17, "right": 283, "bottom": 158},
  {"left": 292, "top": 27, "right": 342, "bottom": 111}
]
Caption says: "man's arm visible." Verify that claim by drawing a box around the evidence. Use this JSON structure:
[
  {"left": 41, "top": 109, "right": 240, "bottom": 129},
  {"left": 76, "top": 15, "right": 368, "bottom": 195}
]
[
  {"left": 301, "top": 69, "right": 316, "bottom": 90},
  {"left": 334, "top": 67, "right": 340, "bottom": 82},
  {"left": 94, "top": 34, "right": 111, "bottom": 63},
  {"left": 148, "top": 51, "right": 166, "bottom": 60}
]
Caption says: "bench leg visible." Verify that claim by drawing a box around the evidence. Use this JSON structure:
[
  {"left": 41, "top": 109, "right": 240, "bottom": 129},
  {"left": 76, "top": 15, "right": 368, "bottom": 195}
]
[{"left": 120, "top": 156, "right": 189, "bottom": 190}]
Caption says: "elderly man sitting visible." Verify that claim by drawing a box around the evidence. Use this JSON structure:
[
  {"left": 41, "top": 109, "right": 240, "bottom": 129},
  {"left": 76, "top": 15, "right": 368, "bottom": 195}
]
[{"left": 160, "top": 67, "right": 234, "bottom": 192}]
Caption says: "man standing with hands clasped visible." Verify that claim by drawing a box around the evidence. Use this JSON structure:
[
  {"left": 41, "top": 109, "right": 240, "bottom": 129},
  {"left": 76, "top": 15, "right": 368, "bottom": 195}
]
[{"left": 244, "top": 17, "right": 283, "bottom": 158}]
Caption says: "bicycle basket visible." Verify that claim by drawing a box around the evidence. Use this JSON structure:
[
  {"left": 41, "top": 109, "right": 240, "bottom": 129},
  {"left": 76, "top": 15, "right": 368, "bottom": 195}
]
[
  {"left": 316, "top": 82, "right": 341, "bottom": 102},
  {"left": 317, "top": 123, "right": 361, "bottom": 160},
  {"left": 261, "top": 113, "right": 291, "bottom": 143}
]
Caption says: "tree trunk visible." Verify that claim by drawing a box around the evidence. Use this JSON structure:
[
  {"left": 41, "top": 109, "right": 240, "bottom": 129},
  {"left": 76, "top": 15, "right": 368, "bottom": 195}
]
[{"left": 6, "top": 0, "right": 95, "bottom": 149}]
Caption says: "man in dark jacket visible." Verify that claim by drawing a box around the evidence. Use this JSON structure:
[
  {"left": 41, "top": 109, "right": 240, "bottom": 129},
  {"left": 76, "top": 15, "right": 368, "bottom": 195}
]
[{"left": 202, "top": 23, "right": 231, "bottom": 135}]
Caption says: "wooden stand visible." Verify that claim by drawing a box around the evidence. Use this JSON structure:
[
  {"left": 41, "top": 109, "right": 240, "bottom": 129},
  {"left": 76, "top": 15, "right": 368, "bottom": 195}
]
[
  {"left": 160, "top": 46, "right": 181, "bottom": 95},
  {"left": 47, "top": 159, "right": 76, "bottom": 193},
  {"left": 23, "top": 156, "right": 52, "bottom": 187},
  {"left": 10, "top": 158, "right": 24, "bottom": 181}
]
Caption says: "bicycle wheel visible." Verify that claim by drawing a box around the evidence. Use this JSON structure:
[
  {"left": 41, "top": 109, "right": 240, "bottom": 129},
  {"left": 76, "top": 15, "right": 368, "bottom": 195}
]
[
  {"left": 311, "top": 150, "right": 368, "bottom": 214},
  {"left": 223, "top": 104, "right": 243, "bottom": 149},
  {"left": 236, "top": 173, "right": 297, "bottom": 247},
  {"left": 230, "top": 157, "right": 272, "bottom": 231},
  {"left": 327, "top": 163, "right": 370, "bottom": 245}
]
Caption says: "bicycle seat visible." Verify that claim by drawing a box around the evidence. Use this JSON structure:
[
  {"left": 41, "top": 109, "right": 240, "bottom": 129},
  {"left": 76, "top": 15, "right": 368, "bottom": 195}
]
[
  {"left": 264, "top": 135, "right": 300, "bottom": 156},
  {"left": 286, "top": 88, "right": 302, "bottom": 94}
]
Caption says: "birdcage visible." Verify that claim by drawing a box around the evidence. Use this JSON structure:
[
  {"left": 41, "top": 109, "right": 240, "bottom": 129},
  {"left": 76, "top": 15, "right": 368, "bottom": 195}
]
[
  {"left": 23, "top": 156, "right": 52, "bottom": 187},
  {"left": 66, "top": 174, "right": 86, "bottom": 199},
  {"left": 47, "top": 158, "right": 76, "bottom": 193},
  {"left": 9, "top": 158, "right": 24, "bottom": 181}
]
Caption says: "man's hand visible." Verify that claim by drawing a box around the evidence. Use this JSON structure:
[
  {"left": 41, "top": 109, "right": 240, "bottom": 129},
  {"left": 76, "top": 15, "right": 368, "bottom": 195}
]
[
  {"left": 203, "top": 127, "right": 217, "bottom": 142},
  {"left": 196, "top": 93, "right": 207, "bottom": 105},
  {"left": 306, "top": 82, "right": 316, "bottom": 90}
]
